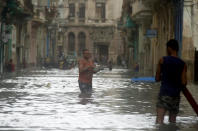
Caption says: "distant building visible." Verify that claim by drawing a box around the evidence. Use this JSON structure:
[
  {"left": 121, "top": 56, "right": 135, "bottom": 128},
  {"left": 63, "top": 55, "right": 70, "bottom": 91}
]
[{"left": 53, "top": 0, "right": 124, "bottom": 65}]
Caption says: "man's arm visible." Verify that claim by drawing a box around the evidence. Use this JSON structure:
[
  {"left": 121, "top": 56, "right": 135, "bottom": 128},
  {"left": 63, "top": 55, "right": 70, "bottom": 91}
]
[
  {"left": 155, "top": 58, "right": 163, "bottom": 82},
  {"left": 91, "top": 60, "right": 98, "bottom": 73},
  {"left": 181, "top": 63, "right": 187, "bottom": 86}
]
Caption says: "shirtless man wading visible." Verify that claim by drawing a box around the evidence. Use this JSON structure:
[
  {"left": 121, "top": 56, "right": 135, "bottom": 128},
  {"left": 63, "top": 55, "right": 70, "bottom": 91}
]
[{"left": 78, "top": 49, "right": 96, "bottom": 94}]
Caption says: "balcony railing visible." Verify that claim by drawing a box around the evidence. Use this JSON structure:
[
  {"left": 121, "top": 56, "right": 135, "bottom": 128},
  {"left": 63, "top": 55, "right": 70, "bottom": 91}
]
[{"left": 32, "top": 9, "right": 45, "bottom": 24}]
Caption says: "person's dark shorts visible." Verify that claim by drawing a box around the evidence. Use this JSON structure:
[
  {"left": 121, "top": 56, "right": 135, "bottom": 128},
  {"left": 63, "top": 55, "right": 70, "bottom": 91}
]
[
  {"left": 156, "top": 95, "right": 180, "bottom": 114},
  {"left": 78, "top": 80, "right": 92, "bottom": 94}
]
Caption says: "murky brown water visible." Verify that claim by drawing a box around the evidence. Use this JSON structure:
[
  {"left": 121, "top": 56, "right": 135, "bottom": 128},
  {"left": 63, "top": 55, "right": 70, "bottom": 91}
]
[{"left": 0, "top": 68, "right": 197, "bottom": 131}]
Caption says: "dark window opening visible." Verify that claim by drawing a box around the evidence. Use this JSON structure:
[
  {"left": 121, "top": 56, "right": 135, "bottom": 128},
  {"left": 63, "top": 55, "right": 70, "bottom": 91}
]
[
  {"left": 69, "top": 3, "right": 75, "bottom": 18},
  {"left": 98, "top": 45, "right": 108, "bottom": 64},
  {"left": 79, "top": 3, "right": 85, "bottom": 22},
  {"left": 68, "top": 33, "right": 75, "bottom": 53}
]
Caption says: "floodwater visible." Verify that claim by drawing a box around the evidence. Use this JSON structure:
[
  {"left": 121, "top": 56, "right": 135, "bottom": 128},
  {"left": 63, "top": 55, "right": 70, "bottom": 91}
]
[{"left": 0, "top": 68, "right": 197, "bottom": 131}]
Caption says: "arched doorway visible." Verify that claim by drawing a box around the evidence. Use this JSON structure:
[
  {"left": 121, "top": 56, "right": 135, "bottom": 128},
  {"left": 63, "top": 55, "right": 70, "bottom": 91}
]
[
  {"left": 78, "top": 32, "right": 86, "bottom": 56},
  {"left": 68, "top": 32, "right": 75, "bottom": 55}
]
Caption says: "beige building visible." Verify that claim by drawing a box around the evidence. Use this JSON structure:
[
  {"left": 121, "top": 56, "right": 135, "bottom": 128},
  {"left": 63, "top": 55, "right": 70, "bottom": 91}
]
[{"left": 54, "top": 0, "right": 124, "bottom": 64}]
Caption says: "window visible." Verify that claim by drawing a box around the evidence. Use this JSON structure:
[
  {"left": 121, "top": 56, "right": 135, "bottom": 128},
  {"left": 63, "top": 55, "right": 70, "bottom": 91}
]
[
  {"left": 96, "top": 2, "right": 105, "bottom": 22},
  {"left": 79, "top": 3, "right": 85, "bottom": 22},
  {"left": 69, "top": 3, "right": 75, "bottom": 17},
  {"left": 79, "top": 3, "right": 85, "bottom": 18}
]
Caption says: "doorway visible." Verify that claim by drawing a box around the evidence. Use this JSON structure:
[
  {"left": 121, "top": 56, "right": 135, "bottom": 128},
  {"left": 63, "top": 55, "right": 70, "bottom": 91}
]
[{"left": 98, "top": 45, "right": 108, "bottom": 64}]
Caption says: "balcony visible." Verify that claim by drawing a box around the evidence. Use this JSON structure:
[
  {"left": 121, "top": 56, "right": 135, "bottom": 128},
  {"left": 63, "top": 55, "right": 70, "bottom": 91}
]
[
  {"left": 45, "top": 6, "right": 57, "bottom": 24},
  {"left": 32, "top": 9, "right": 46, "bottom": 25},
  {"left": 131, "top": 0, "right": 153, "bottom": 22},
  {"left": 1, "top": 0, "right": 33, "bottom": 24}
]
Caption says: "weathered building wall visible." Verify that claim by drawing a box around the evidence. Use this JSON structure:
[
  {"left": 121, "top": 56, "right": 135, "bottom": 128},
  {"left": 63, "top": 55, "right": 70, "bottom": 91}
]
[
  {"left": 182, "top": 1, "right": 195, "bottom": 81},
  {"left": 29, "top": 22, "right": 38, "bottom": 66},
  {"left": 192, "top": 0, "right": 198, "bottom": 50},
  {"left": 192, "top": 0, "right": 198, "bottom": 82},
  {"left": 150, "top": 3, "right": 175, "bottom": 75},
  {"left": 130, "top": 0, "right": 153, "bottom": 76},
  {"left": 36, "top": 26, "right": 47, "bottom": 66},
  {"left": 109, "top": 29, "right": 123, "bottom": 64},
  {"left": 25, "top": 22, "right": 32, "bottom": 67},
  {"left": 15, "top": 23, "right": 27, "bottom": 67}
]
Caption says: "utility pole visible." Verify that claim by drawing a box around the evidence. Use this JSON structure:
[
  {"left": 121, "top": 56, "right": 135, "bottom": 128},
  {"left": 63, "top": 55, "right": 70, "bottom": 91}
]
[
  {"left": 174, "top": 0, "right": 184, "bottom": 58},
  {"left": 48, "top": 0, "right": 50, "bottom": 8}
]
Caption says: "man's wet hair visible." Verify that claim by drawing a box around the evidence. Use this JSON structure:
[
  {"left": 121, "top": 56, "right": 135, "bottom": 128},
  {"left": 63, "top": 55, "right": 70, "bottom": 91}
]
[
  {"left": 166, "top": 39, "right": 179, "bottom": 52},
  {"left": 82, "top": 49, "right": 89, "bottom": 53}
]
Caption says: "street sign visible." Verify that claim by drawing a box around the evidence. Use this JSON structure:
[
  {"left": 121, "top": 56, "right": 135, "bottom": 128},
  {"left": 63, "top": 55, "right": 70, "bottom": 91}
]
[{"left": 146, "top": 29, "right": 157, "bottom": 38}]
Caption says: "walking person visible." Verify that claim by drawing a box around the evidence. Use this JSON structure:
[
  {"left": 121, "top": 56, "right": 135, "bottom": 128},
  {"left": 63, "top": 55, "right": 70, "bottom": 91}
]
[
  {"left": 108, "top": 59, "right": 113, "bottom": 71},
  {"left": 134, "top": 62, "right": 139, "bottom": 77},
  {"left": 155, "top": 39, "right": 187, "bottom": 124},
  {"left": 78, "top": 49, "right": 96, "bottom": 94},
  {"left": 6, "top": 59, "right": 15, "bottom": 72}
]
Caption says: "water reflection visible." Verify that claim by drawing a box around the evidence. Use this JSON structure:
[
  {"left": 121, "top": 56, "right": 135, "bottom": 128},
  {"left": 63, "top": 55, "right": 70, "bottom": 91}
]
[
  {"left": 155, "top": 124, "right": 180, "bottom": 131},
  {"left": 78, "top": 93, "right": 93, "bottom": 105}
]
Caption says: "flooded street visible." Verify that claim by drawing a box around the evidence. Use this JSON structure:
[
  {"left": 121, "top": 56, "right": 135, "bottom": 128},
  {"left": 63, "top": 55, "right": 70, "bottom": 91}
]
[{"left": 0, "top": 68, "right": 197, "bottom": 131}]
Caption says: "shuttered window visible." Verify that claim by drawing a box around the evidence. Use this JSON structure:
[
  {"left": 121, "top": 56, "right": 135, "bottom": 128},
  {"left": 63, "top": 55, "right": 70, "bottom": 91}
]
[
  {"left": 79, "top": 3, "right": 85, "bottom": 18},
  {"left": 96, "top": 3, "right": 105, "bottom": 21},
  {"left": 69, "top": 3, "right": 75, "bottom": 17}
]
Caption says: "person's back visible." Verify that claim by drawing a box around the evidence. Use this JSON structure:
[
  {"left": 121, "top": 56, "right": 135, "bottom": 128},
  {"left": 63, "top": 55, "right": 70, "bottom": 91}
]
[
  {"left": 11, "top": 62, "right": 15, "bottom": 72},
  {"left": 155, "top": 39, "right": 187, "bottom": 124},
  {"left": 7, "top": 59, "right": 15, "bottom": 72},
  {"left": 160, "top": 56, "right": 185, "bottom": 97}
]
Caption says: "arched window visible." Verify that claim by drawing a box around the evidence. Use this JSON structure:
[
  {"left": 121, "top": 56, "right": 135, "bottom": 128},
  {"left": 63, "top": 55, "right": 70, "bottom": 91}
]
[
  {"left": 68, "top": 32, "right": 75, "bottom": 53},
  {"left": 78, "top": 32, "right": 86, "bottom": 55}
]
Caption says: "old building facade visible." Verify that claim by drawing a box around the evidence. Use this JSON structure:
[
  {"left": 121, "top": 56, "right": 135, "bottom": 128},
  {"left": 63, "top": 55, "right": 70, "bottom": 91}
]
[
  {"left": 55, "top": 0, "right": 124, "bottom": 65},
  {"left": 1, "top": 0, "right": 124, "bottom": 74},
  {"left": 0, "top": 0, "right": 34, "bottom": 73}
]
